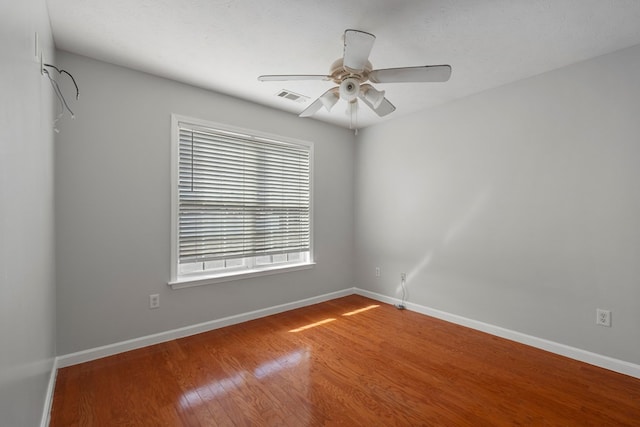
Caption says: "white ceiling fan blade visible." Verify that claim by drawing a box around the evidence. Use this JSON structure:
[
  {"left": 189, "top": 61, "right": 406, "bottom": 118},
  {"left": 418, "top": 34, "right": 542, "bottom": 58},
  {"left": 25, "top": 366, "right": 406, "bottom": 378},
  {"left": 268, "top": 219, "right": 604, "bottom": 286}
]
[
  {"left": 258, "top": 74, "right": 331, "bottom": 82},
  {"left": 343, "top": 29, "right": 375, "bottom": 73},
  {"left": 368, "top": 65, "right": 452, "bottom": 83},
  {"left": 358, "top": 92, "right": 396, "bottom": 117}
]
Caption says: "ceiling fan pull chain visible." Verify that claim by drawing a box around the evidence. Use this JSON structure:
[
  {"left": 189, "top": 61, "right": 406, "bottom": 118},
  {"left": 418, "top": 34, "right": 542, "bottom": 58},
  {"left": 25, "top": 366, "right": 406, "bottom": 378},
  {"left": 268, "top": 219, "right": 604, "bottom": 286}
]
[
  {"left": 349, "top": 101, "right": 358, "bottom": 134},
  {"left": 354, "top": 102, "right": 358, "bottom": 134},
  {"left": 349, "top": 101, "right": 354, "bottom": 130}
]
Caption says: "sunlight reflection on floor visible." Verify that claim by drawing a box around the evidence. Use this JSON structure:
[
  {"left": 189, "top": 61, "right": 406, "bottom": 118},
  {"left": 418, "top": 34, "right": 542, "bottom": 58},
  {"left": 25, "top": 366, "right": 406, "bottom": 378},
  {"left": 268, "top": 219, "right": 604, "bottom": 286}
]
[
  {"left": 288, "top": 318, "right": 336, "bottom": 333},
  {"left": 179, "top": 349, "right": 309, "bottom": 410},
  {"left": 179, "top": 372, "right": 247, "bottom": 408},
  {"left": 178, "top": 303, "right": 384, "bottom": 418},
  {"left": 342, "top": 304, "right": 380, "bottom": 316},
  {"left": 254, "top": 350, "right": 306, "bottom": 379}
]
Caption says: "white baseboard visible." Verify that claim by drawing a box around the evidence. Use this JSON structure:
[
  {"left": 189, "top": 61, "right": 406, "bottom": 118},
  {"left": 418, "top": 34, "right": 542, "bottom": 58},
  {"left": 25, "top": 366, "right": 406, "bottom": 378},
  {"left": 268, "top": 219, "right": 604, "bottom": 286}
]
[
  {"left": 57, "top": 288, "right": 355, "bottom": 368},
  {"left": 40, "top": 357, "right": 58, "bottom": 427},
  {"left": 354, "top": 288, "right": 640, "bottom": 379},
  {"left": 55, "top": 286, "right": 640, "bottom": 380}
]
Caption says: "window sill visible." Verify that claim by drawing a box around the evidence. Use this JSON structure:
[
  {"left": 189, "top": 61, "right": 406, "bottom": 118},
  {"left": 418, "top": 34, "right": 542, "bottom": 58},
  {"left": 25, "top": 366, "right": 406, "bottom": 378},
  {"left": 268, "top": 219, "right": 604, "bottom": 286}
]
[{"left": 168, "top": 262, "right": 315, "bottom": 290}]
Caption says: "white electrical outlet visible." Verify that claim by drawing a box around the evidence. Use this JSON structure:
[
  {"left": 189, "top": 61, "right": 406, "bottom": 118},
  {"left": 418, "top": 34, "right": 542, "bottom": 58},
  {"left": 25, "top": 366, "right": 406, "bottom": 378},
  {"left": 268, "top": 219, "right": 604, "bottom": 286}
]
[
  {"left": 149, "top": 294, "right": 160, "bottom": 309},
  {"left": 401, "top": 272, "right": 406, "bottom": 281},
  {"left": 596, "top": 309, "right": 611, "bottom": 327},
  {"left": 375, "top": 267, "right": 381, "bottom": 277}
]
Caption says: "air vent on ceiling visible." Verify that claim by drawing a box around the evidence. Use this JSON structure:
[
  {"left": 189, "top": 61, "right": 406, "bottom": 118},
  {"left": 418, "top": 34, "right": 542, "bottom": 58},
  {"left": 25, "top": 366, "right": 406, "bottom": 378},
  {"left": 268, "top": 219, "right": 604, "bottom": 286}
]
[{"left": 276, "top": 89, "right": 309, "bottom": 103}]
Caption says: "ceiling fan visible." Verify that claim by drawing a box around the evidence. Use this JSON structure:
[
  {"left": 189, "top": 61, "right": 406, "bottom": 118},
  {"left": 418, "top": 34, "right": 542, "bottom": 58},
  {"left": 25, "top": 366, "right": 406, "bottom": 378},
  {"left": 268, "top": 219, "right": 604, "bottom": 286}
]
[{"left": 258, "top": 29, "right": 452, "bottom": 128}]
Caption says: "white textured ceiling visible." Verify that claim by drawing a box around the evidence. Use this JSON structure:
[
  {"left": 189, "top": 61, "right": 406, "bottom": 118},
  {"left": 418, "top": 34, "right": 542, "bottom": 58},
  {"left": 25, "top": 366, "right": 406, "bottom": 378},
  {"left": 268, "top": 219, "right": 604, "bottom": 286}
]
[{"left": 47, "top": 0, "right": 640, "bottom": 129}]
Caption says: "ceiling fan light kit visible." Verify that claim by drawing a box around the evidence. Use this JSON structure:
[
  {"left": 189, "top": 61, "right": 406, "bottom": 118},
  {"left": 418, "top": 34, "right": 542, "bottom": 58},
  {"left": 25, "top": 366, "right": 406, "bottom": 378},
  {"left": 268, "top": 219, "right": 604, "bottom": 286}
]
[
  {"left": 339, "top": 77, "right": 360, "bottom": 102},
  {"left": 258, "top": 29, "right": 452, "bottom": 129},
  {"left": 361, "top": 84, "right": 385, "bottom": 109},
  {"left": 319, "top": 89, "right": 339, "bottom": 112}
]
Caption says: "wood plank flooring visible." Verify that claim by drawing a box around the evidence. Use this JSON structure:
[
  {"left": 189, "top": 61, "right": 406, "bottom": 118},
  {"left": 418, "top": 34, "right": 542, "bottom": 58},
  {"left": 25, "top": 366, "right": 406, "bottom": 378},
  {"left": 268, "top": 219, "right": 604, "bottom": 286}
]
[{"left": 49, "top": 295, "right": 640, "bottom": 426}]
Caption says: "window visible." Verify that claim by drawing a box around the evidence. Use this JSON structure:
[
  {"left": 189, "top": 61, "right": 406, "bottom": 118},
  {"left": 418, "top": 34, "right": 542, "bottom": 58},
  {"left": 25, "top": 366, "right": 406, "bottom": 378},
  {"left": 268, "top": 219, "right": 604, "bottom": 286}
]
[{"left": 170, "top": 115, "right": 313, "bottom": 288}]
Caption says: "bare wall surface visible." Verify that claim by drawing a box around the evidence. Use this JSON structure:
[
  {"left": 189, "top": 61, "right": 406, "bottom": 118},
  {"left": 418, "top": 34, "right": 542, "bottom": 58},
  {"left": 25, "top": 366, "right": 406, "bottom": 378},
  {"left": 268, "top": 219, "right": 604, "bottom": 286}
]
[
  {"left": 54, "top": 51, "right": 355, "bottom": 355},
  {"left": 0, "top": 0, "right": 57, "bottom": 425},
  {"left": 355, "top": 45, "right": 640, "bottom": 364}
]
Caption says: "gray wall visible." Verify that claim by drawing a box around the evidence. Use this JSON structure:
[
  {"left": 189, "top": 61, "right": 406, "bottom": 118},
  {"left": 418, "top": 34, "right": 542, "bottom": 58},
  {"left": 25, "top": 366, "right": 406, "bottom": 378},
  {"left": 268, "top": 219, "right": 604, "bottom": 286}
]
[
  {"left": 355, "top": 45, "right": 640, "bottom": 364},
  {"left": 55, "top": 51, "right": 356, "bottom": 355},
  {"left": 0, "top": 0, "right": 57, "bottom": 425}
]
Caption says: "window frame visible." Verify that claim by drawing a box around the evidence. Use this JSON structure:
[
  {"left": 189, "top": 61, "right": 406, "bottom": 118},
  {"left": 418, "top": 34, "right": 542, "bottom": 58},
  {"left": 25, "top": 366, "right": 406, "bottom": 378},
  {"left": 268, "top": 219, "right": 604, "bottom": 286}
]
[{"left": 169, "top": 114, "right": 314, "bottom": 289}]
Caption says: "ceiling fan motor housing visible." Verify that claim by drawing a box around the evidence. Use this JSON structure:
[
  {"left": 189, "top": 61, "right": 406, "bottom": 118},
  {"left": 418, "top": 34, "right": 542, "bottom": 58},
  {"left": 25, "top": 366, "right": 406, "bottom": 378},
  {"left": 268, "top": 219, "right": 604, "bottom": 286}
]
[{"left": 340, "top": 77, "right": 360, "bottom": 102}]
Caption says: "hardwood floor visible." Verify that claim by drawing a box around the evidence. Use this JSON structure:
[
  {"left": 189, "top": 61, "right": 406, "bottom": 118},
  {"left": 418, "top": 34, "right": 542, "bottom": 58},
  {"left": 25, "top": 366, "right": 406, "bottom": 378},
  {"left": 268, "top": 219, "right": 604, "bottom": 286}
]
[{"left": 49, "top": 295, "right": 640, "bottom": 426}]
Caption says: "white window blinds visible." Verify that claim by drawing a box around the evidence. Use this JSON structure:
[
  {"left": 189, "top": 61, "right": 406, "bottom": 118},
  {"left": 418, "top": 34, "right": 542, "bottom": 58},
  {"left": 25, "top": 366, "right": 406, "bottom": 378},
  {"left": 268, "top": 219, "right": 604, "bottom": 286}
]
[{"left": 177, "top": 123, "right": 311, "bottom": 264}]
